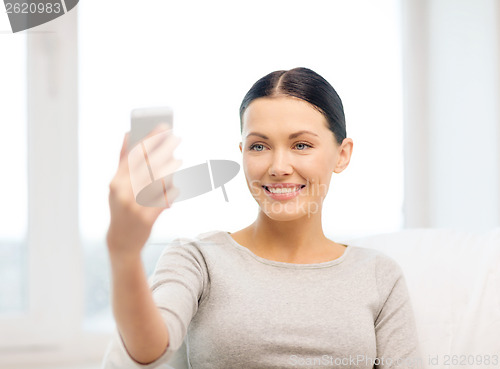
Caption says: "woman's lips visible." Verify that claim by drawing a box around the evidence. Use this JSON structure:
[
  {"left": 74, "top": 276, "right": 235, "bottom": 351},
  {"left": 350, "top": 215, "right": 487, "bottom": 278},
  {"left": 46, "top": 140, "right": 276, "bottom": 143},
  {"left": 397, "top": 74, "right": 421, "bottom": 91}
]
[{"left": 262, "top": 185, "right": 306, "bottom": 200}]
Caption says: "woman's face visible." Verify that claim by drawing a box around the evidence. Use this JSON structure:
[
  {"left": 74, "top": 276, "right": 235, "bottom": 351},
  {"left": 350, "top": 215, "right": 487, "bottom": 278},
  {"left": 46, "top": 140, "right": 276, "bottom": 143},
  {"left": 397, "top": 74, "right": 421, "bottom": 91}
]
[{"left": 239, "top": 95, "right": 353, "bottom": 221}]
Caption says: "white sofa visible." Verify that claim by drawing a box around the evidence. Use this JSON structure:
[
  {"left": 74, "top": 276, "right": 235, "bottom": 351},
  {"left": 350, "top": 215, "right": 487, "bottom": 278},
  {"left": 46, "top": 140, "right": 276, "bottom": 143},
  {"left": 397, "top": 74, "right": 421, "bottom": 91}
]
[
  {"left": 347, "top": 228, "right": 500, "bottom": 369},
  {"left": 156, "top": 228, "right": 500, "bottom": 369}
]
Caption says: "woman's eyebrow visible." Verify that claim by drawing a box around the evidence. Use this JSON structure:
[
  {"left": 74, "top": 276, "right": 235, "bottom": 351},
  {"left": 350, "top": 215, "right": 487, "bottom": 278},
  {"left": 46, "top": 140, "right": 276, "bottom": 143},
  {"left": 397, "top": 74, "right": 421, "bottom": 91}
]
[{"left": 246, "top": 130, "right": 319, "bottom": 139}]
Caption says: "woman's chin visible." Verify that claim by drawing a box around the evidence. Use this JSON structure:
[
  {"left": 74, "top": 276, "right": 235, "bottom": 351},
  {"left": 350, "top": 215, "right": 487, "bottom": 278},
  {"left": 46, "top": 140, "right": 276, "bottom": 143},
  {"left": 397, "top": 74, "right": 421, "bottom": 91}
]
[
  {"left": 259, "top": 204, "right": 318, "bottom": 222},
  {"left": 254, "top": 194, "right": 324, "bottom": 221}
]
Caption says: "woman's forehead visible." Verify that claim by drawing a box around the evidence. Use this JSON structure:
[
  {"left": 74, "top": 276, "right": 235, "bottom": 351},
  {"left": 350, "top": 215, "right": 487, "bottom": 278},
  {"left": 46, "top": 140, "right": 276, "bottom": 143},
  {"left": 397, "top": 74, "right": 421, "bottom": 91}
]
[{"left": 242, "top": 96, "right": 329, "bottom": 133}]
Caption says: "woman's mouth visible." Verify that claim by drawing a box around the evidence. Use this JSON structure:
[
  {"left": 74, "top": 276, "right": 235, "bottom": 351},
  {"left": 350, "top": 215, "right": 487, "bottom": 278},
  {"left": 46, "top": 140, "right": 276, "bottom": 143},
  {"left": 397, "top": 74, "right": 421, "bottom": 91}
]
[{"left": 262, "top": 184, "right": 306, "bottom": 200}]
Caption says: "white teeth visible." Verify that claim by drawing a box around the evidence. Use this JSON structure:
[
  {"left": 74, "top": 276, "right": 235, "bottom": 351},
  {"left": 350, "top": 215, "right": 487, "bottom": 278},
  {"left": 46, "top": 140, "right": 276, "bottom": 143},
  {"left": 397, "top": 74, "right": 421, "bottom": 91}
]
[{"left": 267, "top": 186, "right": 301, "bottom": 194}]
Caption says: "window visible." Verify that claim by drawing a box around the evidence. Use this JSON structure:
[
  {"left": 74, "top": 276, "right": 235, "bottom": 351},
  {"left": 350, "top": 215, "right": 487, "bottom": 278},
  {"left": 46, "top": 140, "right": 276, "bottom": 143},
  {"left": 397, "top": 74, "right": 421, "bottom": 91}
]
[
  {"left": 0, "top": 33, "right": 27, "bottom": 317},
  {"left": 0, "top": 6, "right": 110, "bottom": 364}
]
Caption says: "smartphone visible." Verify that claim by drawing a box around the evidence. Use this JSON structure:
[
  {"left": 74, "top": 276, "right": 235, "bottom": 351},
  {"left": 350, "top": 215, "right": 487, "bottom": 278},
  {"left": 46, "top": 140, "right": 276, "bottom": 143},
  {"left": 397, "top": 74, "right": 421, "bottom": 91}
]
[{"left": 128, "top": 106, "right": 174, "bottom": 150}]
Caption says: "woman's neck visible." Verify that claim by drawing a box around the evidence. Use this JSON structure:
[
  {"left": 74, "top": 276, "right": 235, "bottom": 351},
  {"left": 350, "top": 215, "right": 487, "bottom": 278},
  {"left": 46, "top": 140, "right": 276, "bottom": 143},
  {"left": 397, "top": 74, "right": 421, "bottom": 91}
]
[{"left": 235, "top": 210, "right": 342, "bottom": 264}]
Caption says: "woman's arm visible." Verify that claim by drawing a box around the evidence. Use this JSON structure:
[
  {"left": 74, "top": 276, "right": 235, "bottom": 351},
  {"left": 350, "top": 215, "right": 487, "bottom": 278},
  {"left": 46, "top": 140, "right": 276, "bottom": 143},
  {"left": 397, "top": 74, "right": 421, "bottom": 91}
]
[
  {"left": 374, "top": 255, "right": 423, "bottom": 369},
  {"left": 106, "top": 127, "right": 182, "bottom": 364},
  {"left": 108, "top": 245, "right": 169, "bottom": 365}
]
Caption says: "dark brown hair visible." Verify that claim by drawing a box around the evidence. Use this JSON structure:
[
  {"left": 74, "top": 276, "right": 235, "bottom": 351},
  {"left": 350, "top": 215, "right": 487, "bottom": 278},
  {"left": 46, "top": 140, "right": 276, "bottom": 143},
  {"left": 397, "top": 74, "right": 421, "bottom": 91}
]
[{"left": 239, "top": 67, "right": 346, "bottom": 145}]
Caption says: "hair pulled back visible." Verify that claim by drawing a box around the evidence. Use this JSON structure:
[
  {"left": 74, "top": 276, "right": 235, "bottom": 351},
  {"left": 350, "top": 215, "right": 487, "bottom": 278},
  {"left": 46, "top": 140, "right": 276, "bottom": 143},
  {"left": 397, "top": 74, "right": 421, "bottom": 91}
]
[{"left": 239, "top": 67, "right": 346, "bottom": 145}]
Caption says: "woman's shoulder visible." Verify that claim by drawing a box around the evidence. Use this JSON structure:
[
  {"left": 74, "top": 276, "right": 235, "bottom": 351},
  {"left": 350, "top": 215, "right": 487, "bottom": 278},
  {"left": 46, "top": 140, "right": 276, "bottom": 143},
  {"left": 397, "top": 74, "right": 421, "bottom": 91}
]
[
  {"left": 344, "top": 244, "right": 404, "bottom": 275},
  {"left": 158, "top": 230, "right": 229, "bottom": 257},
  {"left": 161, "top": 230, "right": 223, "bottom": 246},
  {"left": 344, "top": 243, "right": 395, "bottom": 260}
]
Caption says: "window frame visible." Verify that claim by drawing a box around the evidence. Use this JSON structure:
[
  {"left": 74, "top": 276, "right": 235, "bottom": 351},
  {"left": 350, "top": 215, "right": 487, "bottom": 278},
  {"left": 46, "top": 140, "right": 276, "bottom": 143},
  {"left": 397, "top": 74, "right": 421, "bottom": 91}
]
[{"left": 0, "top": 8, "right": 111, "bottom": 367}]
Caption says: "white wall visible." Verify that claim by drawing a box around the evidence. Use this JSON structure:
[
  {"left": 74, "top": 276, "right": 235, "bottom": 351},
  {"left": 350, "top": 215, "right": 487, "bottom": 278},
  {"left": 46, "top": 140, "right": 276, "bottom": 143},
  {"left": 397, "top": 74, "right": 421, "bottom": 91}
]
[{"left": 402, "top": 0, "right": 500, "bottom": 231}]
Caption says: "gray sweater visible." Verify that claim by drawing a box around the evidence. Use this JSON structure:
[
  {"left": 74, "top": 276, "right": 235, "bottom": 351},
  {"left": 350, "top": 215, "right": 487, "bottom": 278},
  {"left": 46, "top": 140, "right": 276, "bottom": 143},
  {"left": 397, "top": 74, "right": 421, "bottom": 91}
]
[{"left": 102, "top": 230, "right": 422, "bottom": 369}]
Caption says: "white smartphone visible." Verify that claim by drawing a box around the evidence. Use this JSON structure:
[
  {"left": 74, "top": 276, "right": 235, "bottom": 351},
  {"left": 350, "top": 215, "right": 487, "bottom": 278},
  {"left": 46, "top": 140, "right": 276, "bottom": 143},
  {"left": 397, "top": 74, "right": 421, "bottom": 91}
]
[{"left": 128, "top": 106, "right": 174, "bottom": 150}]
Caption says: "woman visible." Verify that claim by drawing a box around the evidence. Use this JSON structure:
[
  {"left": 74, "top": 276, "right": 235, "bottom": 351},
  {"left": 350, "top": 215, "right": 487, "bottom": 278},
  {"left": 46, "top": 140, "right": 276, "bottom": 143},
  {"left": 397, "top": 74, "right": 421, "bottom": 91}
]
[{"left": 103, "top": 67, "right": 421, "bottom": 368}]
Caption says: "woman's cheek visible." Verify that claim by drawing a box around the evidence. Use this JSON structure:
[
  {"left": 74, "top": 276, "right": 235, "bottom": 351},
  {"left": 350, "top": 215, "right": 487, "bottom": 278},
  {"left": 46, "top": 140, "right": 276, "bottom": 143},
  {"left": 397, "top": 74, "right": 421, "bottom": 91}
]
[
  {"left": 243, "top": 163, "right": 263, "bottom": 198},
  {"left": 301, "top": 176, "right": 328, "bottom": 199}
]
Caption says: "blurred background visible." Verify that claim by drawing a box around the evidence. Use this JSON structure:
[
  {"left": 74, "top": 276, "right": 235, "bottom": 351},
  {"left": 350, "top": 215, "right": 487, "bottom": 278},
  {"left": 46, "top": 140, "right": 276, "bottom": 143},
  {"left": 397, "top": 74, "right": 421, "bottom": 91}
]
[{"left": 0, "top": 0, "right": 498, "bottom": 368}]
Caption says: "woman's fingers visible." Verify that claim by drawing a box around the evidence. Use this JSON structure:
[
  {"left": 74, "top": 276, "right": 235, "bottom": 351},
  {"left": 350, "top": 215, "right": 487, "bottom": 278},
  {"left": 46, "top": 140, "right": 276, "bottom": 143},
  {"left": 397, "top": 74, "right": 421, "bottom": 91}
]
[
  {"left": 145, "top": 185, "right": 180, "bottom": 221},
  {"left": 120, "top": 125, "right": 182, "bottom": 209},
  {"left": 141, "top": 181, "right": 182, "bottom": 215},
  {"left": 127, "top": 156, "right": 182, "bottom": 207},
  {"left": 107, "top": 125, "right": 181, "bottom": 256},
  {"left": 116, "top": 126, "right": 181, "bottom": 187},
  {"left": 128, "top": 134, "right": 182, "bottom": 181},
  {"left": 145, "top": 138, "right": 182, "bottom": 179}
]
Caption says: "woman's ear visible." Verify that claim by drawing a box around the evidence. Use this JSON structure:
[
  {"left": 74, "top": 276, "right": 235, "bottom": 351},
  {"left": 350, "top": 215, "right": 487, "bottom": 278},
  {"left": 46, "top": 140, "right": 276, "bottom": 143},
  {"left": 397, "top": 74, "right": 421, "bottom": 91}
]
[{"left": 333, "top": 138, "right": 353, "bottom": 173}]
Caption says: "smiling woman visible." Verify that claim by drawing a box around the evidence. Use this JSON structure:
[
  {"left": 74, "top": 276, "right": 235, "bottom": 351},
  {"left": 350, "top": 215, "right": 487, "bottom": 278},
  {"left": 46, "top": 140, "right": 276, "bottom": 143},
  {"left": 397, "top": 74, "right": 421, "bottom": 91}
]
[
  {"left": 102, "top": 67, "right": 421, "bottom": 369},
  {"left": 234, "top": 68, "right": 353, "bottom": 262}
]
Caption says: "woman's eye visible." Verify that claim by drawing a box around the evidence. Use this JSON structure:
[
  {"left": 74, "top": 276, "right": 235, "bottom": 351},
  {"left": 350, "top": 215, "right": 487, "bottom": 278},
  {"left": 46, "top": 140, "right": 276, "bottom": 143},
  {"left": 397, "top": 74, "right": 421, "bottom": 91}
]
[
  {"left": 295, "top": 142, "right": 312, "bottom": 150},
  {"left": 249, "top": 144, "right": 265, "bottom": 151},
  {"left": 249, "top": 142, "right": 312, "bottom": 151}
]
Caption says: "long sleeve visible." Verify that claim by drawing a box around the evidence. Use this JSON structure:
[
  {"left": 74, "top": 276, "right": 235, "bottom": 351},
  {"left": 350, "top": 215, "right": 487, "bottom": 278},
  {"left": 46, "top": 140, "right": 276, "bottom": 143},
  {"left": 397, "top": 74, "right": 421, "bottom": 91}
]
[
  {"left": 374, "top": 255, "right": 423, "bottom": 369},
  {"left": 101, "top": 237, "right": 210, "bottom": 369}
]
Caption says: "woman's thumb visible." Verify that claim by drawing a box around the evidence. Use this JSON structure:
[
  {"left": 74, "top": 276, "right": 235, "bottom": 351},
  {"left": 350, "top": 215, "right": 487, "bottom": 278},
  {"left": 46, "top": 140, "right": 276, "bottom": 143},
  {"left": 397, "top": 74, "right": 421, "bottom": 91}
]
[{"left": 119, "top": 131, "right": 130, "bottom": 161}]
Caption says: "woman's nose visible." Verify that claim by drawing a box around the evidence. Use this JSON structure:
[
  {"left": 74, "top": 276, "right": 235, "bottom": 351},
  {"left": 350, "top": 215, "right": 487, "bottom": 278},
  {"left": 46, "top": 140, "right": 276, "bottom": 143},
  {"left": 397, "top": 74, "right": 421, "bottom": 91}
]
[{"left": 268, "top": 150, "right": 293, "bottom": 177}]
